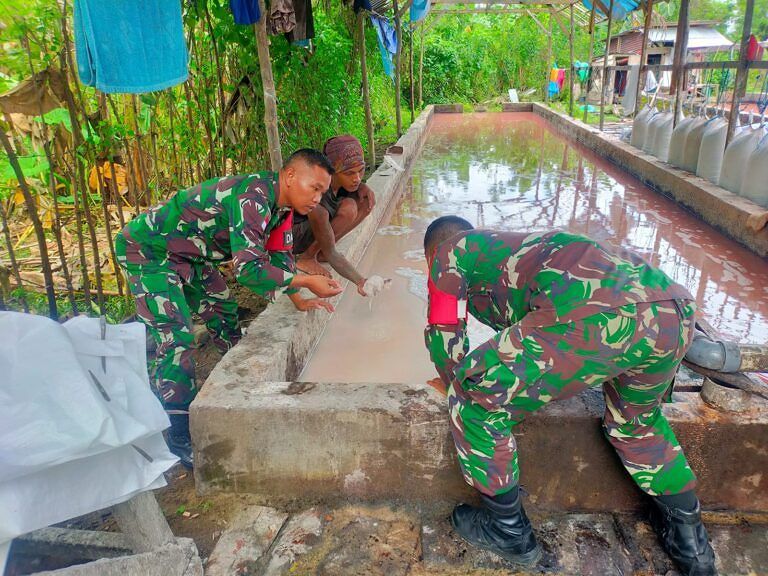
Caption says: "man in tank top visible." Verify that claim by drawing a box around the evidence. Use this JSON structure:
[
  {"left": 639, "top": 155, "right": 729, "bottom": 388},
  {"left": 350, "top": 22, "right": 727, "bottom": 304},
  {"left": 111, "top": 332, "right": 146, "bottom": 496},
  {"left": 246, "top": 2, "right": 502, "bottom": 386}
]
[
  {"left": 422, "top": 215, "right": 717, "bottom": 575},
  {"left": 292, "top": 135, "right": 379, "bottom": 296}
]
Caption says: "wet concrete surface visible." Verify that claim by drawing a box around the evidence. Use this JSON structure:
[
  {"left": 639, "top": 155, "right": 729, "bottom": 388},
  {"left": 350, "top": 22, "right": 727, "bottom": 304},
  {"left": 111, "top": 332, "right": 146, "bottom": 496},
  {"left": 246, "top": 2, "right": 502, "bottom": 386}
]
[{"left": 303, "top": 112, "right": 768, "bottom": 384}]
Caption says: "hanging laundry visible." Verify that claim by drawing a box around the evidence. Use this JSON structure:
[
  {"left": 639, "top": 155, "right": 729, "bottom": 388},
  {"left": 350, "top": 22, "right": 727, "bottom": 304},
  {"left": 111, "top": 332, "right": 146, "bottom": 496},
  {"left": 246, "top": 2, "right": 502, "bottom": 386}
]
[
  {"left": 268, "top": 0, "right": 296, "bottom": 35},
  {"left": 574, "top": 61, "right": 590, "bottom": 83},
  {"left": 548, "top": 80, "right": 560, "bottom": 98},
  {"left": 645, "top": 70, "right": 658, "bottom": 93},
  {"left": 371, "top": 15, "right": 398, "bottom": 79},
  {"left": 286, "top": 0, "right": 315, "bottom": 43},
  {"left": 410, "top": 0, "right": 431, "bottom": 22},
  {"left": 230, "top": 0, "right": 261, "bottom": 25},
  {"left": 556, "top": 68, "right": 566, "bottom": 90},
  {"left": 747, "top": 35, "right": 765, "bottom": 61},
  {"left": 73, "top": 0, "right": 188, "bottom": 94}
]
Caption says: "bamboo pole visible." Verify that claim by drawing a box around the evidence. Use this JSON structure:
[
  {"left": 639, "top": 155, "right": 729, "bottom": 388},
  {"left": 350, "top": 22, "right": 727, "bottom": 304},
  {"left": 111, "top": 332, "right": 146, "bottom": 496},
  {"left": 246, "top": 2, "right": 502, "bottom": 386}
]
[
  {"left": 202, "top": 2, "right": 226, "bottom": 121},
  {"left": 583, "top": 3, "right": 596, "bottom": 123},
  {"left": 599, "top": 0, "right": 615, "bottom": 131},
  {"left": 130, "top": 95, "right": 152, "bottom": 204},
  {"left": 0, "top": 202, "right": 28, "bottom": 312},
  {"left": 166, "top": 91, "right": 182, "bottom": 187},
  {"left": 24, "top": 36, "right": 79, "bottom": 314},
  {"left": 61, "top": 31, "right": 107, "bottom": 312},
  {"left": 254, "top": 0, "right": 283, "bottom": 170},
  {"left": 633, "top": 0, "right": 654, "bottom": 117},
  {"left": 727, "top": 0, "right": 755, "bottom": 145},
  {"left": 106, "top": 152, "right": 127, "bottom": 230},
  {"left": 410, "top": 23, "right": 415, "bottom": 123},
  {"left": 394, "top": 0, "right": 403, "bottom": 137},
  {"left": 358, "top": 12, "right": 376, "bottom": 169},
  {"left": 418, "top": 22, "right": 425, "bottom": 108},
  {"left": 181, "top": 83, "right": 203, "bottom": 181},
  {"left": 0, "top": 129, "right": 58, "bottom": 319},
  {"left": 569, "top": 3, "right": 575, "bottom": 117},
  {"left": 671, "top": 0, "right": 690, "bottom": 127},
  {"left": 93, "top": 161, "right": 124, "bottom": 297},
  {"left": 545, "top": 16, "right": 553, "bottom": 102},
  {"left": 58, "top": 12, "right": 94, "bottom": 309},
  {"left": 64, "top": 160, "right": 93, "bottom": 310},
  {"left": 105, "top": 95, "right": 141, "bottom": 210},
  {"left": 188, "top": 33, "right": 218, "bottom": 177}
]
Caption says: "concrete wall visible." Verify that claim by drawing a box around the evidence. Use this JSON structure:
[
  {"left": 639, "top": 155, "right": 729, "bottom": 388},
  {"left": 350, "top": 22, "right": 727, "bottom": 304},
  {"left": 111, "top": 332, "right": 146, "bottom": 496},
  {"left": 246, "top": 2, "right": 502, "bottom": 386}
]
[{"left": 532, "top": 103, "right": 768, "bottom": 257}]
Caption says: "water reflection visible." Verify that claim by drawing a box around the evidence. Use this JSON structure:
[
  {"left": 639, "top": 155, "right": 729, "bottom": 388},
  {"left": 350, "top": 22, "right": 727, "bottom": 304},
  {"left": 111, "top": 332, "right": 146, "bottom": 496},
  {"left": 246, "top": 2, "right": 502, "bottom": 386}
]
[
  {"left": 414, "top": 113, "right": 768, "bottom": 344},
  {"left": 301, "top": 113, "right": 767, "bottom": 384}
]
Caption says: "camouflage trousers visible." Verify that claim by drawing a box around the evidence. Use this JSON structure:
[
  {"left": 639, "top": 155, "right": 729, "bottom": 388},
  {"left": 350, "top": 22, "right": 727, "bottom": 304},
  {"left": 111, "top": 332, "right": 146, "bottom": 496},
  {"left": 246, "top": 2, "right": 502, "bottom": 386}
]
[
  {"left": 448, "top": 299, "right": 697, "bottom": 498},
  {"left": 115, "top": 231, "right": 241, "bottom": 411}
]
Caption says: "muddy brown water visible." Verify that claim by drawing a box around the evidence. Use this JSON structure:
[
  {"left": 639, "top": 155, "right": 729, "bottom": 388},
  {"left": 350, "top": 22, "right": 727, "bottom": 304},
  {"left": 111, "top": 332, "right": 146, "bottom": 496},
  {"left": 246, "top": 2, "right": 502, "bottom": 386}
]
[{"left": 302, "top": 112, "right": 768, "bottom": 384}]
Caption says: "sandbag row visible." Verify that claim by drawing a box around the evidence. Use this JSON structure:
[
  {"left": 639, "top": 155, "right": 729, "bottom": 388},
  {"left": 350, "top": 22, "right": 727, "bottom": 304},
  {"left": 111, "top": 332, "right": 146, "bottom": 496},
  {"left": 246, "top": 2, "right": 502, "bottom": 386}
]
[{"left": 630, "top": 106, "right": 768, "bottom": 208}]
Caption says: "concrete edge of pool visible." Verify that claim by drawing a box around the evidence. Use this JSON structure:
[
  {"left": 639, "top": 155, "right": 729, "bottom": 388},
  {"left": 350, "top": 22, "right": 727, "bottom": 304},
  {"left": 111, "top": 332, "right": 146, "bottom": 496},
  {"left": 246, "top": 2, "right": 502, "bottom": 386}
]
[{"left": 190, "top": 106, "right": 768, "bottom": 514}]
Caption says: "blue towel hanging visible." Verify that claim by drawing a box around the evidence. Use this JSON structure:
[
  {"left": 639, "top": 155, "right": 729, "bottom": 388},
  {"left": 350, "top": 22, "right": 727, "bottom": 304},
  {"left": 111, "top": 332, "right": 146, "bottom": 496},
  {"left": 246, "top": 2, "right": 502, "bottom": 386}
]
[{"left": 73, "top": 0, "right": 188, "bottom": 94}]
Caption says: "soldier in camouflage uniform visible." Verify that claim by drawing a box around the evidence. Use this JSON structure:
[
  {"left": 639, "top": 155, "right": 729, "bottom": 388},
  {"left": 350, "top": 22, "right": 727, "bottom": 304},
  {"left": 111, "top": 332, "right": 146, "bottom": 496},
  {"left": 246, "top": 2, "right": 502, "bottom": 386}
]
[
  {"left": 423, "top": 216, "right": 716, "bottom": 575},
  {"left": 115, "top": 149, "right": 342, "bottom": 468}
]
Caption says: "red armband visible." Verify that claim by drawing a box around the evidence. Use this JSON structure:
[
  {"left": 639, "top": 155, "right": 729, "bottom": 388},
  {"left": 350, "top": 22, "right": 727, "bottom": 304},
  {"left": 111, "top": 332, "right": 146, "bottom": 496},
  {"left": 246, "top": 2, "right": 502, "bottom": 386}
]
[
  {"left": 428, "top": 277, "right": 467, "bottom": 325},
  {"left": 265, "top": 211, "right": 294, "bottom": 252}
]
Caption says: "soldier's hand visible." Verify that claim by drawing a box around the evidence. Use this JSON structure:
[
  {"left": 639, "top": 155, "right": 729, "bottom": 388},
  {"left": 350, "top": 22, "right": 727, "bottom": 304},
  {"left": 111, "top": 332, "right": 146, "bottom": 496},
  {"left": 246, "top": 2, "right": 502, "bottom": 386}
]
[
  {"left": 304, "top": 275, "right": 342, "bottom": 298},
  {"left": 426, "top": 377, "right": 447, "bottom": 397},
  {"left": 294, "top": 297, "right": 335, "bottom": 313}
]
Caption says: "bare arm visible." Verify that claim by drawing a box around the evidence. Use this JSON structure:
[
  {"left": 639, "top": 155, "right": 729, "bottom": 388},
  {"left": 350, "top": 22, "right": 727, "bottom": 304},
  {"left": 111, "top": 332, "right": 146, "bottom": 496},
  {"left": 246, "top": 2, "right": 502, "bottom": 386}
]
[{"left": 307, "top": 206, "right": 365, "bottom": 286}]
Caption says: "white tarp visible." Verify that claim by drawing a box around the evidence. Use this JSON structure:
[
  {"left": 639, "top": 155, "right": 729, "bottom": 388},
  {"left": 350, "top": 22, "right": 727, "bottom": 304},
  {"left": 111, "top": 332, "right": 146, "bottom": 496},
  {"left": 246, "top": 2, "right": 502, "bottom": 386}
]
[{"left": 0, "top": 312, "right": 177, "bottom": 567}]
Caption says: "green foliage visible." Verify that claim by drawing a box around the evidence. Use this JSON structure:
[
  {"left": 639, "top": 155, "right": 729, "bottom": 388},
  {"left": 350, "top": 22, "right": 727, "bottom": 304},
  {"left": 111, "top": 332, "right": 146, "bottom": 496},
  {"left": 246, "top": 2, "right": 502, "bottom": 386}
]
[
  {"left": 421, "top": 13, "right": 592, "bottom": 105},
  {"left": 6, "top": 290, "right": 136, "bottom": 323}
]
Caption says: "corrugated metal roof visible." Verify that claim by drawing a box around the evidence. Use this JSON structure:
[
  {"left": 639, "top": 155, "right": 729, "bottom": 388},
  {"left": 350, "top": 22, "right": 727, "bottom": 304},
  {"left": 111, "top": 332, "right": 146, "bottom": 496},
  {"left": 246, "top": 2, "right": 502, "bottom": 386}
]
[{"left": 648, "top": 26, "right": 734, "bottom": 51}]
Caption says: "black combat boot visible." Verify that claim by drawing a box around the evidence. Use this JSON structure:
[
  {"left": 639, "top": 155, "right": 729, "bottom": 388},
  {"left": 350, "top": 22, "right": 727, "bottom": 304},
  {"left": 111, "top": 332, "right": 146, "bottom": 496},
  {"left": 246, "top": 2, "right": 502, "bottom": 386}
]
[
  {"left": 451, "top": 488, "right": 541, "bottom": 566},
  {"left": 167, "top": 413, "right": 194, "bottom": 469},
  {"left": 650, "top": 495, "right": 717, "bottom": 576}
]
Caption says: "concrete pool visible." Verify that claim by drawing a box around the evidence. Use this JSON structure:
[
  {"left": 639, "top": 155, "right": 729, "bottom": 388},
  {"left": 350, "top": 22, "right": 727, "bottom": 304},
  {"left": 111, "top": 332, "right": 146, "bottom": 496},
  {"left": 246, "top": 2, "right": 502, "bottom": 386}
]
[{"left": 302, "top": 112, "right": 768, "bottom": 385}]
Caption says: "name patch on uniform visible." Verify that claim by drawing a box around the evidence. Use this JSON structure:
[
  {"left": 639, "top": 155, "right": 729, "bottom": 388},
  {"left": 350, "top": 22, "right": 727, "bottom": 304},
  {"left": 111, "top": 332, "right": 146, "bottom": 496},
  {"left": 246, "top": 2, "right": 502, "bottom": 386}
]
[{"left": 265, "top": 211, "right": 294, "bottom": 252}]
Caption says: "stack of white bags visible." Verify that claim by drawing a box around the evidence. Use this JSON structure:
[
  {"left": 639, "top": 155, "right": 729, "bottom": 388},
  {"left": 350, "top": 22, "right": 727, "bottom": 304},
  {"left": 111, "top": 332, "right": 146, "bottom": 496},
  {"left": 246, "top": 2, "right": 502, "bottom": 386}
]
[{"left": 0, "top": 312, "right": 177, "bottom": 570}]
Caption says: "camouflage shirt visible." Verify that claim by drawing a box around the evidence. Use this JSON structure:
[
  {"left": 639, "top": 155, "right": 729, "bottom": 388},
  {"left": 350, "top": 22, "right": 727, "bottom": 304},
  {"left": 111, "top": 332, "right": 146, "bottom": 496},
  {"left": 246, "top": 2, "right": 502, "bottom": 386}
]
[
  {"left": 122, "top": 172, "right": 295, "bottom": 299},
  {"left": 425, "top": 229, "right": 693, "bottom": 384}
]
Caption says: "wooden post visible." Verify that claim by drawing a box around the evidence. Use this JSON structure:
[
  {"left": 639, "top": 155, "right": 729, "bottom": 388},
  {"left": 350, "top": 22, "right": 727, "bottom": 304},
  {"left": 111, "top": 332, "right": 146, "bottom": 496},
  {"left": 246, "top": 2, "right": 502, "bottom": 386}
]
[
  {"left": 545, "top": 16, "right": 553, "bottom": 102},
  {"left": 569, "top": 3, "right": 575, "bottom": 116},
  {"left": 410, "top": 22, "right": 415, "bottom": 122},
  {"left": 671, "top": 0, "right": 690, "bottom": 127},
  {"left": 0, "top": 129, "right": 58, "bottom": 319},
  {"left": 599, "top": 0, "right": 615, "bottom": 131},
  {"left": 393, "top": 0, "right": 403, "bottom": 136},
  {"left": 633, "top": 0, "right": 654, "bottom": 117},
  {"left": 727, "top": 0, "right": 755, "bottom": 144},
  {"left": 583, "top": 4, "right": 596, "bottom": 123},
  {"left": 359, "top": 12, "right": 376, "bottom": 169},
  {"left": 253, "top": 0, "right": 283, "bottom": 170}
]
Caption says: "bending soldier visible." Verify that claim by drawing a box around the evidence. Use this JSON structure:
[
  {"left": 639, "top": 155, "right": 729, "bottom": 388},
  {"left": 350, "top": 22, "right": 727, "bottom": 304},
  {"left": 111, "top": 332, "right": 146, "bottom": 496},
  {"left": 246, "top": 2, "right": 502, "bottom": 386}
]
[
  {"left": 423, "top": 216, "right": 716, "bottom": 576},
  {"left": 116, "top": 149, "right": 342, "bottom": 468}
]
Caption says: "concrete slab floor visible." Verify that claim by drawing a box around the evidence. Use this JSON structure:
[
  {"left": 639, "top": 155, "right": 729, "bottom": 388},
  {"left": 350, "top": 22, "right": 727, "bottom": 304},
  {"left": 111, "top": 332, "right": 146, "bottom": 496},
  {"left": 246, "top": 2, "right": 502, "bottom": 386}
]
[{"left": 206, "top": 504, "right": 768, "bottom": 576}]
